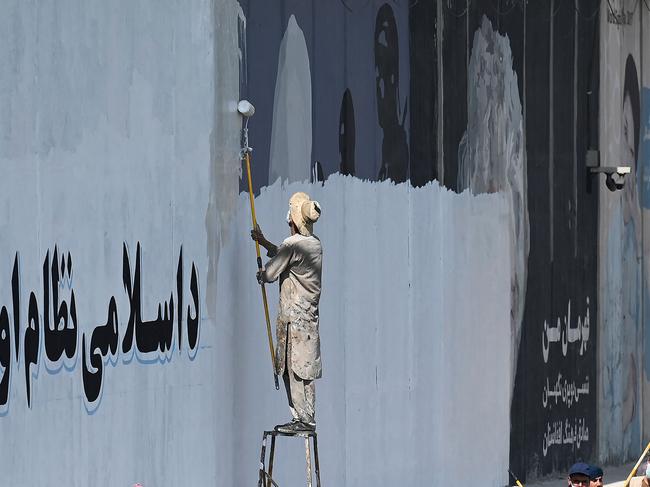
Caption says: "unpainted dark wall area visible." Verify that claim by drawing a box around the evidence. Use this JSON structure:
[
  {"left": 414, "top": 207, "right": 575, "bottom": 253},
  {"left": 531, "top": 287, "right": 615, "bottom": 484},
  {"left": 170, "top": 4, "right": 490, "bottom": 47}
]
[
  {"left": 510, "top": 1, "right": 598, "bottom": 477},
  {"left": 239, "top": 0, "right": 411, "bottom": 191},
  {"left": 412, "top": 2, "right": 600, "bottom": 478},
  {"left": 240, "top": 0, "right": 600, "bottom": 479}
]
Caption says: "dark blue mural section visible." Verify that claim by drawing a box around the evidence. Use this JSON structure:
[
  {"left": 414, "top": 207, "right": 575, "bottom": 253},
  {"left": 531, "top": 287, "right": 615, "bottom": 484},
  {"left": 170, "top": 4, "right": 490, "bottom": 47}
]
[
  {"left": 239, "top": 0, "right": 410, "bottom": 189},
  {"left": 239, "top": 0, "right": 600, "bottom": 479}
]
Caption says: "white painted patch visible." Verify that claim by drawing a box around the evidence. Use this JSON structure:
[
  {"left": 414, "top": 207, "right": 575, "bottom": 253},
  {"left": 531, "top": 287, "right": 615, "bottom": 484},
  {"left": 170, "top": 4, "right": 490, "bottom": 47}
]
[
  {"left": 224, "top": 175, "right": 512, "bottom": 486},
  {"left": 268, "top": 15, "right": 313, "bottom": 185}
]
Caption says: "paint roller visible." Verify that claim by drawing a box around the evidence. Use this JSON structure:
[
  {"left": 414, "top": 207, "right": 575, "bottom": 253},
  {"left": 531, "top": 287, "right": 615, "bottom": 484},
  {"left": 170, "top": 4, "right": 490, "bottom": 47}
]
[{"left": 238, "top": 99, "right": 280, "bottom": 391}]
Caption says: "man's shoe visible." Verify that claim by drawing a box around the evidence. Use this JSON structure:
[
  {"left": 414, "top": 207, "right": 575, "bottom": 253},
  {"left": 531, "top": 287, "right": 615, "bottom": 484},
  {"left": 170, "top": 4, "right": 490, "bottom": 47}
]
[
  {"left": 274, "top": 419, "right": 299, "bottom": 433},
  {"left": 275, "top": 420, "right": 315, "bottom": 434},
  {"left": 299, "top": 421, "right": 316, "bottom": 432}
]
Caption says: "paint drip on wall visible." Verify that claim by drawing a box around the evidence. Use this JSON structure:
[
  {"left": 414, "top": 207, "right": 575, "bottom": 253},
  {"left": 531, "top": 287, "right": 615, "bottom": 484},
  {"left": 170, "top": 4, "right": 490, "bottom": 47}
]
[
  {"left": 457, "top": 16, "right": 529, "bottom": 389},
  {"left": 268, "top": 15, "right": 312, "bottom": 185},
  {"left": 205, "top": 0, "right": 245, "bottom": 318}
]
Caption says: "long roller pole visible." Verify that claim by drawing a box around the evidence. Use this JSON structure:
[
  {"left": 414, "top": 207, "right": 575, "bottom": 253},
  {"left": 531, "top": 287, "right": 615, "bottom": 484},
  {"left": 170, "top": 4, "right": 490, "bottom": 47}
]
[{"left": 244, "top": 150, "right": 279, "bottom": 390}]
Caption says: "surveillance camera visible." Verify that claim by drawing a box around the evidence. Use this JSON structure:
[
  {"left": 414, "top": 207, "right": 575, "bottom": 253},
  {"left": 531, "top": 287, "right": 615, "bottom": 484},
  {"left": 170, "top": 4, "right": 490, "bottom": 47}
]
[
  {"left": 605, "top": 166, "right": 630, "bottom": 191},
  {"left": 237, "top": 100, "right": 255, "bottom": 118},
  {"left": 587, "top": 164, "right": 631, "bottom": 192},
  {"left": 606, "top": 172, "right": 625, "bottom": 192}
]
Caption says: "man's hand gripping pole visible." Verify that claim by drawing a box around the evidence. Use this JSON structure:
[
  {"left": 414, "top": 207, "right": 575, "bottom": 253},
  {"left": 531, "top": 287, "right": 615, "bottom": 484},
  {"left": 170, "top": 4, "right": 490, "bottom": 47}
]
[{"left": 239, "top": 100, "right": 279, "bottom": 390}]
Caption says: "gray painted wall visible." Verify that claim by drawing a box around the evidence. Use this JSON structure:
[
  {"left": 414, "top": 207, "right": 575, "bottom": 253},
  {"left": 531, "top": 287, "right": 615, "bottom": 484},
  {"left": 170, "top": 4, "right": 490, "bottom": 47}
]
[
  {"left": 224, "top": 176, "right": 512, "bottom": 486},
  {"left": 0, "top": 0, "right": 241, "bottom": 485}
]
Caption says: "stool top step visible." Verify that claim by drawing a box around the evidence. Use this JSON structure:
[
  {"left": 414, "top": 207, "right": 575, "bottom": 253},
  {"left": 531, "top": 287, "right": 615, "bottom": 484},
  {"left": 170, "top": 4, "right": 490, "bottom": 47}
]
[{"left": 263, "top": 430, "right": 317, "bottom": 438}]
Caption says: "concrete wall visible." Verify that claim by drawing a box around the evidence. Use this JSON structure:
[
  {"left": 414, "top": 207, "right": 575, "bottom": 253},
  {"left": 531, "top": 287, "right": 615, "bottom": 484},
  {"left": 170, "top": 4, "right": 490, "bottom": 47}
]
[{"left": 4, "top": 0, "right": 650, "bottom": 484}]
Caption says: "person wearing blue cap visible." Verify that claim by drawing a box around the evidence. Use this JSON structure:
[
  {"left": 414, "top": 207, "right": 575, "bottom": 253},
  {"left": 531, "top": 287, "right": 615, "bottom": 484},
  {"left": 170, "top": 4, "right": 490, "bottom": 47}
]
[
  {"left": 586, "top": 465, "right": 603, "bottom": 487},
  {"left": 567, "top": 462, "right": 591, "bottom": 487}
]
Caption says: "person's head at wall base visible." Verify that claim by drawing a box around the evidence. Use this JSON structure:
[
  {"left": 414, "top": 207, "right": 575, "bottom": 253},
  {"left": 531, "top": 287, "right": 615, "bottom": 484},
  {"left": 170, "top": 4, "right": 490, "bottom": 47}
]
[
  {"left": 586, "top": 464, "right": 603, "bottom": 487},
  {"left": 567, "top": 462, "right": 591, "bottom": 487}
]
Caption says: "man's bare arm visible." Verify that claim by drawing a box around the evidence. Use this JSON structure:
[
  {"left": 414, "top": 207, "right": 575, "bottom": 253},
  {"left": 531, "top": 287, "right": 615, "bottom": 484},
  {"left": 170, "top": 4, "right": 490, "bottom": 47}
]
[{"left": 251, "top": 224, "right": 278, "bottom": 256}]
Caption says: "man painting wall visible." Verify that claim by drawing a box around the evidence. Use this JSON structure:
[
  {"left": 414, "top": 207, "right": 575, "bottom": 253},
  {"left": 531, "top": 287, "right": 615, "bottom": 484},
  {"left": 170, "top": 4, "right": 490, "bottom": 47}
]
[{"left": 252, "top": 192, "right": 323, "bottom": 432}]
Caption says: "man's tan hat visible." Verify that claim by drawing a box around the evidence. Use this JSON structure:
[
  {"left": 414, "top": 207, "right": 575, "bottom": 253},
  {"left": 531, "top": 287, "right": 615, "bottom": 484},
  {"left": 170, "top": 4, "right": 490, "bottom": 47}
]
[{"left": 289, "top": 192, "right": 321, "bottom": 236}]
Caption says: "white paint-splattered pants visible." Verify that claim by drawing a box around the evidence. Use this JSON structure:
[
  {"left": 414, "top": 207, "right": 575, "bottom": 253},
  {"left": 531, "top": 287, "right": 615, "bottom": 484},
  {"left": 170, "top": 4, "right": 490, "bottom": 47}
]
[{"left": 282, "top": 368, "right": 315, "bottom": 425}]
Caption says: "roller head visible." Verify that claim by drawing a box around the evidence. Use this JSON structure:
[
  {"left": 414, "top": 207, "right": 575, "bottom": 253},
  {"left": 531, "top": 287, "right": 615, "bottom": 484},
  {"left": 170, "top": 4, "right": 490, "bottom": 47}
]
[{"left": 237, "top": 100, "right": 255, "bottom": 117}]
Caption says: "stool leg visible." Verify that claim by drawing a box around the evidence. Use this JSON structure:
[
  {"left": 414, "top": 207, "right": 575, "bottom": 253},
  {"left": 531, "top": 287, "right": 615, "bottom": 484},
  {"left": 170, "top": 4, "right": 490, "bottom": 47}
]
[
  {"left": 258, "top": 433, "right": 268, "bottom": 487},
  {"left": 267, "top": 435, "right": 276, "bottom": 487},
  {"left": 305, "top": 437, "right": 313, "bottom": 487},
  {"left": 312, "top": 434, "right": 321, "bottom": 487}
]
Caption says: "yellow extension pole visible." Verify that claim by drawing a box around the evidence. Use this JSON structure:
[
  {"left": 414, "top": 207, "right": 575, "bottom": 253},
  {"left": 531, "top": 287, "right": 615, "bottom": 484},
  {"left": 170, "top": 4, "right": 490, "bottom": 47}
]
[
  {"left": 244, "top": 150, "right": 280, "bottom": 390},
  {"left": 625, "top": 440, "right": 650, "bottom": 487}
]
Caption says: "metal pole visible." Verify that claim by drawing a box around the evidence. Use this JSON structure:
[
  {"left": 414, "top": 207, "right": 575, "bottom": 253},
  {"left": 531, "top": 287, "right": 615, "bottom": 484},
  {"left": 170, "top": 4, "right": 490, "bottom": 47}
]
[
  {"left": 258, "top": 433, "right": 268, "bottom": 487},
  {"left": 267, "top": 435, "right": 276, "bottom": 487},
  {"left": 313, "top": 433, "right": 322, "bottom": 487},
  {"left": 305, "top": 437, "right": 313, "bottom": 487}
]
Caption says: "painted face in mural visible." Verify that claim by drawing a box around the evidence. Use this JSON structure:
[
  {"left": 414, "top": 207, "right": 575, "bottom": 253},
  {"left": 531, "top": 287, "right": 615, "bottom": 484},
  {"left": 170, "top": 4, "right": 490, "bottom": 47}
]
[
  {"left": 457, "top": 17, "right": 529, "bottom": 391},
  {"left": 623, "top": 94, "right": 636, "bottom": 166},
  {"left": 622, "top": 93, "right": 639, "bottom": 224},
  {"left": 614, "top": 53, "right": 642, "bottom": 445}
]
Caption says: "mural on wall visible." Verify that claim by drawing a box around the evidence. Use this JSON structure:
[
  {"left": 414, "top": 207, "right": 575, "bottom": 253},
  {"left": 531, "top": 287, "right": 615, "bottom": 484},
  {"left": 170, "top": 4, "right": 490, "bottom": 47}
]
[
  {"left": 512, "top": 0, "right": 599, "bottom": 475},
  {"left": 640, "top": 87, "right": 650, "bottom": 210},
  {"left": 268, "top": 15, "right": 312, "bottom": 185},
  {"left": 240, "top": 0, "right": 410, "bottom": 189},
  {"left": 601, "top": 52, "right": 642, "bottom": 460},
  {"left": 456, "top": 16, "right": 529, "bottom": 387},
  {"left": 406, "top": 1, "right": 599, "bottom": 478},
  {"left": 407, "top": 0, "right": 437, "bottom": 187},
  {"left": 598, "top": 0, "right": 650, "bottom": 462}
]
